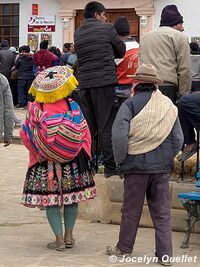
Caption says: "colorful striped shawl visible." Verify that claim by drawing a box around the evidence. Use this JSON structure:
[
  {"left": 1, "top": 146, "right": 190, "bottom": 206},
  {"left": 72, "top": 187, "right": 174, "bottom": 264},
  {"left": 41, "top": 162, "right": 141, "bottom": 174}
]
[{"left": 22, "top": 99, "right": 87, "bottom": 163}]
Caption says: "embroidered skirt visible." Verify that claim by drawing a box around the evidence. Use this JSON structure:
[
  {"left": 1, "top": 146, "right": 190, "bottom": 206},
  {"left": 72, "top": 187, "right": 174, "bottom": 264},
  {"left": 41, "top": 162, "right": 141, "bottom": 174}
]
[{"left": 22, "top": 150, "right": 96, "bottom": 207}]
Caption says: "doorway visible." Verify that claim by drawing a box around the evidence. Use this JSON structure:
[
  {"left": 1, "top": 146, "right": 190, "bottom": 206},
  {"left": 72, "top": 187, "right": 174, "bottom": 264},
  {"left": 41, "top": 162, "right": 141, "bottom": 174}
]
[{"left": 75, "top": 9, "right": 140, "bottom": 41}]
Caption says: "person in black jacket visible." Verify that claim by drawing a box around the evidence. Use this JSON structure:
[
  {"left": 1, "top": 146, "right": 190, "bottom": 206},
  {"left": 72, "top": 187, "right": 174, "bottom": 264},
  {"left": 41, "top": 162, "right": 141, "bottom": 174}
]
[
  {"left": 74, "top": 1, "right": 126, "bottom": 177},
  {"left": 15, "top": 45, "right": 34, "bottom": 108}
]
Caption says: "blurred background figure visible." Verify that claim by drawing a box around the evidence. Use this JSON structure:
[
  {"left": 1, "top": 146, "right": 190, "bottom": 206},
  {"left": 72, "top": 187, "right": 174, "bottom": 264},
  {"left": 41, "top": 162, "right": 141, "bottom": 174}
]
[
  {"left": 139, "top": 5, "right": 191, "bottom": 104},
  {"left": 0, "top": 73, "right": 15, "bottom": 146},
  {"left": 0, "top": 40, "right": 21, "bottom": 128},
  {"left": 9, "top": 46, "right": 19, "bottom": 107},
  {"left": 66, "top": 43, "right": 77, "bottom": 68},
  {"left": 48, "top": 46, "right": 62, "bottom": 66},
  {"left": 60, "top": 42, "right": 71, "bottom": 65},
  {"left": 114, "top": 16, "right": 139, "bottom": 106},
  {"left": 190, "top": 41, "right": 200, "bottom": 92},
  {"left": 33, "top": 40, "right": 56, "bottom": 75},
  {"left": 15, "top": 45, "right": 34, "bottom": 109},
  {"left": 0, "top": 40, "right": 15, "bottom": 84}
]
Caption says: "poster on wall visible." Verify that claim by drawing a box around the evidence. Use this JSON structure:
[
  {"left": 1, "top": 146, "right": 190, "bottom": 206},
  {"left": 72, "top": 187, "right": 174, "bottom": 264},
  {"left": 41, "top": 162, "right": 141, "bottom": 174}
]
[
  {"left": 28, "top": 15, "right": 55, "bottom": 32},
  {"left": 27, "top": 33, "right": 39, "bottom": 52},
  {"left": 41, "top": 33, "right": 52, "bottom": 47}
]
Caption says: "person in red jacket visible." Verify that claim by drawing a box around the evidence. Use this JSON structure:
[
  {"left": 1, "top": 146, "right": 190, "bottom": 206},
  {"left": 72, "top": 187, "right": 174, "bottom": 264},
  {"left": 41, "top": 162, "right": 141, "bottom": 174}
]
[
  {"left": 33, "top": 40, "right": 56, "bottom": 75},
  {"left": 114, "top": 16, "right": 139, "bottom": 105}
]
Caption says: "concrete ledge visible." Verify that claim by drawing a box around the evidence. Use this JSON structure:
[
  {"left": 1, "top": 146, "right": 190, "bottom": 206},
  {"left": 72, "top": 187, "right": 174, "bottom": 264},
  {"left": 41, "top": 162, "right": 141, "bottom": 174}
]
[
  {"left": 78, "top": 174, "right": 200, "bottom": 233},
  {"left": 12, "top": 136, "right": 23, "bottom": 145},
  {"left": 109, "top": 202, "right": 122, "bottom": 224},
  {"left": 109, "top": 177, "right": 123, "bottom": 203},
  {"left": 194, "top": 221, "right": 200, "bottom": 233},
  {"left": 171, "top": 208, "right": 193, "bottom": 232},
  {"left": 171, "top": 182, "right": 197, "bottom": 209},
  {"left": 78, "top": 174, "right": 111, "bottom": 224},
  {"left": 12, "top": 132, "right": 199, "bottom": 233}
]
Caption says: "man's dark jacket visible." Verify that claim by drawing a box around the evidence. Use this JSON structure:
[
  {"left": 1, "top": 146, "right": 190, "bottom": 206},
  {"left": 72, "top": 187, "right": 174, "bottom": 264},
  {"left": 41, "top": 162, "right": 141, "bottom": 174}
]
[
  {"left": 112, "top": 91, "right": 184, "bottom": 174},
  {"left": 15, "top": 54, "right": 34, "bottom": 80},
  {"left": 0, "top": 48, "right": 15, "bottom": 79},
  {"left": 74, "top": 18, "right": 126, "bottom": 89}
]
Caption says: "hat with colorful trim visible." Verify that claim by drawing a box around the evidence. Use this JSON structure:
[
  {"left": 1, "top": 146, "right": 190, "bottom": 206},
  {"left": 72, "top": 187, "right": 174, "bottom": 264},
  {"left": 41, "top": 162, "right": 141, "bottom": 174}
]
[{"left": 29, "top": 66, "right": 78, "bottom": 103}]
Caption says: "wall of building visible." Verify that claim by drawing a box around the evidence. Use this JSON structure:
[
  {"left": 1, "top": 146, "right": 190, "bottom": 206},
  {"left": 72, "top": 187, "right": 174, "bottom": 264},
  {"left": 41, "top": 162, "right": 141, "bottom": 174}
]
[
  {"left": 58, "top": 0, "right": 155, "bottom": 42},
  {"left": 1, "top": 0, "right": 63, "bottom": 49},
  {"left": 154, "top": 0, "right": 200, "bottom": 41},
  {"left": 2, "top": 0, "right": 199, "bottom": 48}
]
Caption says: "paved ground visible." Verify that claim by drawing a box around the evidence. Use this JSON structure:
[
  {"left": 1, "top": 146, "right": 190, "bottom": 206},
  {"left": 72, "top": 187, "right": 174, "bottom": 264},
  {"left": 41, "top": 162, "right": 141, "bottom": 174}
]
[
  {"left": 0, "top": 114, "right": 200, "bottom": 266},
  {"left": 13, "top": 107, "right": 27, "bottom": 140}
]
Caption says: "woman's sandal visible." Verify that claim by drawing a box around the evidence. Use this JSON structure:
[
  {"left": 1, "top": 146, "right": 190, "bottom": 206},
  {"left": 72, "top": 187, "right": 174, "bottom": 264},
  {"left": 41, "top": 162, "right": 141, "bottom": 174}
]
[
  {"left": 47, "top": 241, "right": 66, "bottom": 251},
  {"left": 65, "top": 238, "right": 75, "bottom": 248}
]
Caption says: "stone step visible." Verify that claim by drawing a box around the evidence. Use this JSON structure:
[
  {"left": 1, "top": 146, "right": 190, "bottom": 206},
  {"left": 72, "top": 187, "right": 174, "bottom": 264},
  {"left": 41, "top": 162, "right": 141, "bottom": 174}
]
[{"left": 78, "top": 175, "right": 200, "bottom": 233}]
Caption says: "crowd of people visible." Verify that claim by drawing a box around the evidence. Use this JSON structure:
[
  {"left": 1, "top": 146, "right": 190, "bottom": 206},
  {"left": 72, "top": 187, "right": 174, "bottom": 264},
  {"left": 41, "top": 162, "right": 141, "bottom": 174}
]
[
  {"left": 0, "top": 1, "right": 199, "bottom": 266},
  {"left": 0, "top": 39, "right": 77, "bottom": 110}
]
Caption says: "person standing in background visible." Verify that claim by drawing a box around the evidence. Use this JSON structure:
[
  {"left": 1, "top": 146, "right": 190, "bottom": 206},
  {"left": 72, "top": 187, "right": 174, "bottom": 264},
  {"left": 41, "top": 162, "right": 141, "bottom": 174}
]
[
  {"left": 15, "top": 45, "right": 34, "bottom": 109},
  {"left": 0, "top": 73, "right": 14, "bottom": 146},
  {"left": 33, "top": 40, "right": 56, "bottom": 75},
  {"left": 9, "top": 46, "right": 19, "bottom": 107},
  {"left": 66, "top": 43, "right": 77, "bottom": 68},
  {"left": 74, "top": 1, "right": 126, "bottom": 177},
  {"left": 48, "top": 46, "right": 62, "bottom": 66},
  {"left": 0, "top": 41, "right": 21, "bottom": 128},
  {"left": 60, "top": 42, "right": 72, "bottom": 66},
  {"left": 0, "top": 40, "right": 15, "bottom": 83},
  {"left": 139, "top": 5, "right": 191, "bottom": 103},
  {"left": 189, "top": 42, "right": 200, "bottom": 92},
  {"left": 114, "top": 16, "right": 139, "bottom": 105}
]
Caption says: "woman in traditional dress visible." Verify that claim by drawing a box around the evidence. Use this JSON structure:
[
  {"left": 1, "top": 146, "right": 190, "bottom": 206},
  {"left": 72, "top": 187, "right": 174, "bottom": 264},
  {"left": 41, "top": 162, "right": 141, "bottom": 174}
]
[{"left": 20, "top": 66, "right": 96, "bottom": 251}]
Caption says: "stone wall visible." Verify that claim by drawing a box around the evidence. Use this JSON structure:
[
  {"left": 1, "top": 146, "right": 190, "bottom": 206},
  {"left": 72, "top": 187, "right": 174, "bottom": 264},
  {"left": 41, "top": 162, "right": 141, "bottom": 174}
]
[{"left": 78, "top": 174, "right": 200, "bottom": 234}]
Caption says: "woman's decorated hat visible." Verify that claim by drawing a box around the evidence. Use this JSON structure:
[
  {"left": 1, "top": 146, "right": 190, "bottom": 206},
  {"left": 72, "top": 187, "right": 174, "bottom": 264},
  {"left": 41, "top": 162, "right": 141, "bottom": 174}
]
[{"left": 29, "top": 66, "right": 78, "bottom": 103}]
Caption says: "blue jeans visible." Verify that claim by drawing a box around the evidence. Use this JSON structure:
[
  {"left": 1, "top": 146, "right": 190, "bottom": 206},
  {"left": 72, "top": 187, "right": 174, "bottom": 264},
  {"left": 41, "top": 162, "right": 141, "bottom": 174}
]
[{"left": 18, "top": 79, "right": 33, "bottom": 107}]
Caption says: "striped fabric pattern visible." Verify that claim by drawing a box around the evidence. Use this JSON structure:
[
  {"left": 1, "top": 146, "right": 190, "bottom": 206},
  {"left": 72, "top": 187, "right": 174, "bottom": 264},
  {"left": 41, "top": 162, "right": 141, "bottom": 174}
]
[{"left": 22, "top": 99, "right": 87, "bottom": 163}]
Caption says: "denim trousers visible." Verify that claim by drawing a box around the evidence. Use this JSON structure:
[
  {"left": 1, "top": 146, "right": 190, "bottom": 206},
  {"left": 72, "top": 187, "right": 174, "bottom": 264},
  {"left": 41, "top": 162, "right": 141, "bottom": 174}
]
[{"left": 18, "top": 79, "right": 33, "bottom": 107}]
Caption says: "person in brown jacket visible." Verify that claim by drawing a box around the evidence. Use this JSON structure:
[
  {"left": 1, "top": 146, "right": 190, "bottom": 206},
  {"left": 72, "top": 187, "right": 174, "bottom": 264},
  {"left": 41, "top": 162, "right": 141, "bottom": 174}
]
[{"left": 139, "top": 5, "right": 191, "bottom": 104}]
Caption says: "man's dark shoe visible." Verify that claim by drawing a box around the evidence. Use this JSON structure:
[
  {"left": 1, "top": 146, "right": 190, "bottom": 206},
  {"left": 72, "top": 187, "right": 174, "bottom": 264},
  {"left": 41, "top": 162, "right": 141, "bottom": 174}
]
[
  {"left": 106, "top": 245, "right": 131, "bottom": 257},
  {"left": 157, "top": 258, "right": 172, "bottom": 266},
  {"left": 104, "top": 167, "right": 119, "bottom": 178}
]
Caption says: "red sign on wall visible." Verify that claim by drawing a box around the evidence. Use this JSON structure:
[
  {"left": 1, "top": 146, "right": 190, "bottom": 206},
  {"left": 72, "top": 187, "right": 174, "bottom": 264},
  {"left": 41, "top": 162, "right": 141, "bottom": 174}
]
[
  {"left": 32, "top": 4, "right": 38, "bottom": 15},
  {"left": 28, "top": 25, "right": 55, "bottom": 32}
]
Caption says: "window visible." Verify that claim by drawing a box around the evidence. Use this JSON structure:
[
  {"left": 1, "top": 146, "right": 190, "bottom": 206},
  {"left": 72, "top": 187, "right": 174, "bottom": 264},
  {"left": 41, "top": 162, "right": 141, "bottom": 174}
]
[{"left": 0, "top": 4, "right": 19, "bottom": 47}]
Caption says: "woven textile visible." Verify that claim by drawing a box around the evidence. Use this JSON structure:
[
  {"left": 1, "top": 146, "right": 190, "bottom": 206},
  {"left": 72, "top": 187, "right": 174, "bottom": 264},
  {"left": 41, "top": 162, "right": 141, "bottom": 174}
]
[
  {"left": 29, "top": 66, "right": 78, "bottom": 104},
  {"left": 22, "top": 99, "right": 87, "bottom": 163},
  {"left": 21, "top": 150, "right": 96, "bottom": 208},
  {"left": 128, "top": 89, "right": 178, "bottom": 155}
]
